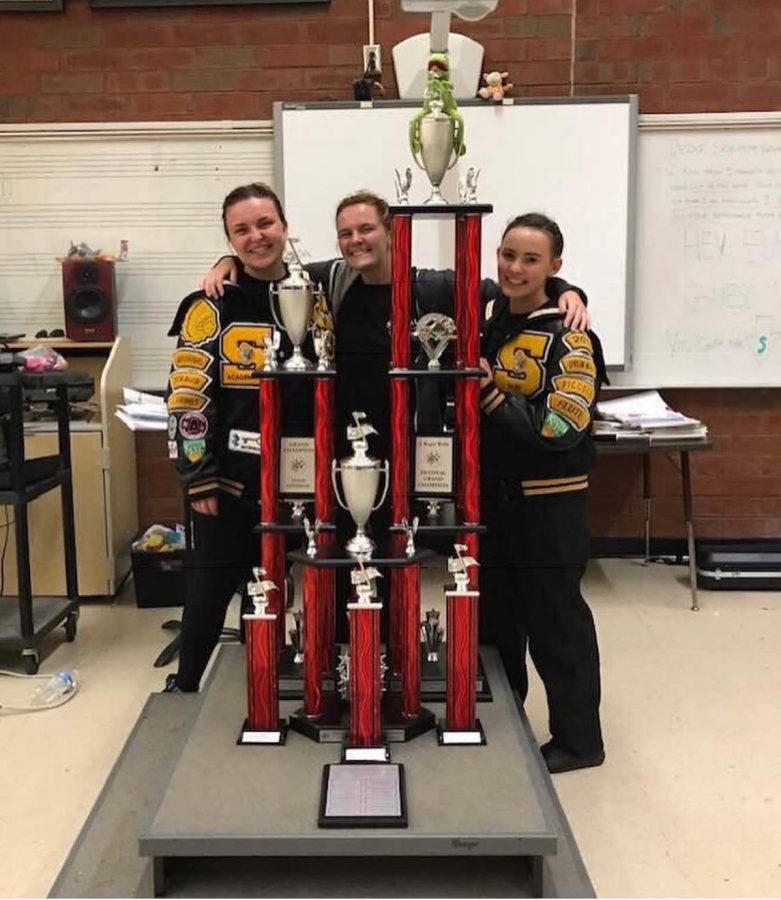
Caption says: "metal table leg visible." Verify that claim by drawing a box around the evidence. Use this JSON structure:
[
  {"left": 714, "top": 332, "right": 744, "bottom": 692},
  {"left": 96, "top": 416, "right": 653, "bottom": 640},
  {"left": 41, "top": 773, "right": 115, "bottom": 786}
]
[
  {"left": 642, "top": 453, "right": 651, "bottom": 564},
  {"left": 680, "top": 450, "right": 699, "bottom": 612}
]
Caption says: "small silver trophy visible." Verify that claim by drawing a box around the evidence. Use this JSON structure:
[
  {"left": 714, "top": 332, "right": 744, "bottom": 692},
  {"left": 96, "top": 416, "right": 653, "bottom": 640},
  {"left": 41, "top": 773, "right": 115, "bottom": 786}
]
[
  {"left": 288, "top": 499, "right": 306, "bottom": 520},
  {"left": 302, "top": 515, "right": 322, "bottom": 558},
  {"left": 394, "top": 167, "right": 412, "bottom": 205},
  {"left": 270, "top": 239, "right": 317, "bottom": 371},
  {"left": 424, "top": 498, "right": 442, "bottom": 518},
  {"left": 447, "top": 542, "right": 479, "bottom": 591},
  {"left": 400, "top": 516, "right": 420, "bottom": 558},
  {"left": 261, "top": 331, "right": 280, "bottom": 371},
  {"left": 332, "top": 412, "right": 389, "bottom": 557},
  {"left": 247, "top": 566, "right": 278, "bottom": 615},
  {"left": 421, "top": 608, "right": 444, "bottom": 663},
  {"left": 458, "top": 167, "right": 481, "bottom": 204},
  {"left": 413, "top": 312, "right": 457, "bottom": 369},
  {"left": 288, "top": 609, "right": 304, "bottom": 664},
  {"left": 314, "top": 326, "right": 335, "bottom": 372}
]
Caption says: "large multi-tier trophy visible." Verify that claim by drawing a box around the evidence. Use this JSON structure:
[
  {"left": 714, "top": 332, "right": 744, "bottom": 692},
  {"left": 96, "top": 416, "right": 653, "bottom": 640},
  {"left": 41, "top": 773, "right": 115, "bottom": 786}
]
[
  {"left": 413, "top": 312, "right": 457, "bottom": 369},
  {"left": 409, "top": 53, "right": 466, "bottom": 205},
  {"left": 269, "top": 239, "right": 319, "bottom": 371},
  {"left": 331, "top": 412, "right": 389, "bottom": 557}
]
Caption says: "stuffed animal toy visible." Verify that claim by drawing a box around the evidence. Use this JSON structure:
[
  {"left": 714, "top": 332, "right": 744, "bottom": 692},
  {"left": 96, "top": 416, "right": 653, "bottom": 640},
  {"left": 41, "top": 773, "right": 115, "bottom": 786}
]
[{"left": 478, "top": 71, "right": 513, "bottom": 101}]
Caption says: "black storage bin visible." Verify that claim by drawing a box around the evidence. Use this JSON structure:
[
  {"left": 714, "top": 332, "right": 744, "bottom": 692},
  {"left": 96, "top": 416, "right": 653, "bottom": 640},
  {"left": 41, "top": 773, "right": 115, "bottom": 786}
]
[
  {"left": 696, "top": 539, "right": 781, "bottom": 591},
  {"left": 131, "top": 536, "right": 186, "bottom": 608}
]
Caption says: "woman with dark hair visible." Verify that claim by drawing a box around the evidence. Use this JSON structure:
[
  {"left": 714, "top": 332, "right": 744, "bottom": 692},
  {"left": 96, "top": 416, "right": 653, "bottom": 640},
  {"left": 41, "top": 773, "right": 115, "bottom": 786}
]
[
  {"left": 479, "top": 212, "right": 607, "bottom": 773},
  {"left": 164, "top": 182, "right": 310, "bottom": 692}
]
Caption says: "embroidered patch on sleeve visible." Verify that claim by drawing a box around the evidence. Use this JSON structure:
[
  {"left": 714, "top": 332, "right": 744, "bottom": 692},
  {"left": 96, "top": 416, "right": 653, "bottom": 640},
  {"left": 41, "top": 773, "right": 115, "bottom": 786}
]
[
  {"left": 559, "top": 352, "right": 597, "bottom": 379},
  {"left": 172, "top": 347, "right": 213, "bottom": 371},
  {"left": 167, "top": 390, "right": 210, "bottom": 412},
  {"left": 541, "top": 410, "right": 571, "bottom": 438},
  {"left": 561, "top": 332, "right": 593, "bottom": 353},
  {"left": 551, "top": 374, "right": 596, "bottom": 405},
  {"left": 548, "top": 393, "right": 591, "bottom": 431},
  {"left": 169, "top": 369, "right": 212, "bottom": 393},
  {"left": 181, "top": 298, "right": 220, "bottom": 346},
  {"left": 182, "top": 438, "right": 206, "bottom": 463}
]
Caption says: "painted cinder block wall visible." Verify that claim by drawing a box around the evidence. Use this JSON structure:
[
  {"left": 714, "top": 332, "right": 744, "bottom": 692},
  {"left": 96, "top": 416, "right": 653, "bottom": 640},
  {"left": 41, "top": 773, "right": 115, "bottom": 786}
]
[{"left": 2, "top": 0, "right": 780, "bottom": 539}]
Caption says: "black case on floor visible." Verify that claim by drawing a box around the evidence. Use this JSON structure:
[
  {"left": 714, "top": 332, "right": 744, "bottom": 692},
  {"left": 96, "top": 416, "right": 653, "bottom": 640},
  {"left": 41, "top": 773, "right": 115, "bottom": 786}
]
[{"left": 696, "top": 540, "right": 781, "bottom": 590}]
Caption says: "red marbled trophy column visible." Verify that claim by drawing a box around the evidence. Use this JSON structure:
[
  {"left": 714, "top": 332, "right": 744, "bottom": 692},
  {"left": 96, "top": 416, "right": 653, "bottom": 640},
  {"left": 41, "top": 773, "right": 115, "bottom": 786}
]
[
  {"left": 240, "top": 572, "right": 286, "bottom": 744},
  {"left": 314, "top": 376, "right": 336, "bottom": 673},
  {"left": 389, "top": 213, "right": 413, "bottom": 679},
  {"left": 347, "top": 594, "right": 383, "bottom": 751},
  {"left": 258, "top": 378, "right": 286, "bottom": 647}
]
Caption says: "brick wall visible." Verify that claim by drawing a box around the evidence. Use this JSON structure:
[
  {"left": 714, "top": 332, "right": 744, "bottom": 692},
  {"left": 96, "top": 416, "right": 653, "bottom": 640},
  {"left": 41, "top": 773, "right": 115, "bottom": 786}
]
[{"left": 4, "top": 0, "right": 780, "bottom": 540}]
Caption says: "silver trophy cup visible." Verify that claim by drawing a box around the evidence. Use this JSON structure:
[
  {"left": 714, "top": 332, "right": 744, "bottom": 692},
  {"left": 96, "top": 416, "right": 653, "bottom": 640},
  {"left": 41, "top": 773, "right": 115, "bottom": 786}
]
[
  {"left": 413, "top": 101, "right": 459, "bottom": 205},
  {"left": 332, "top": 413, "right": 389, "bottom": 557},
  {"left": 270, "top": 247, "right": 315, "bottom": 371}
]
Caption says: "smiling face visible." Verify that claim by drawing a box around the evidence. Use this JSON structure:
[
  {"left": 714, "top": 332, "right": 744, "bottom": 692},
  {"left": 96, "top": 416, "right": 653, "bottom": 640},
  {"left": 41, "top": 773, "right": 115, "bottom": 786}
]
[
  {"left": 224, "top": 196, "right": 288, "bottom": 279},
  {"left": 497, "top": 226, "right": 562, "bottom": 312},
  {"left": 336, "top": 202, "right": 391, "bottom": 283}
]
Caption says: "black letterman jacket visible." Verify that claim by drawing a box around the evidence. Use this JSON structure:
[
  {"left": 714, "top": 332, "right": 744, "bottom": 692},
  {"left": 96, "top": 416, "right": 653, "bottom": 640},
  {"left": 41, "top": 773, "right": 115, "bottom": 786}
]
[{"left": 479, "top": 294, "right": 607, "bottom": 498}]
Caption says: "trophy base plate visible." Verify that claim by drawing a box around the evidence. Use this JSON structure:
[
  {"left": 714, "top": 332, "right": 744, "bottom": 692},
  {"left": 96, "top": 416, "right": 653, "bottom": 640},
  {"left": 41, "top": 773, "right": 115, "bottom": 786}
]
[
  {"left": 278, "top": 647, "right": 337, "bottom": 700},
  {"left": 389, "top": 645, "right": 493, "bottom": 702},
  {"left": 237, "top": 719, "right": 288, "bottom": 746},
  {"left": 342, "top": 742, "right": 390, "bottom": 763},
  {"left": 381, "top": 698, "right": 437, "bottom": 743},
  {"left": 288, "top": 695, "right": 348, "bottom": 743},
  {"left": 436, "top": 718, "right": 487, "bottom": 747},
  {"left": 318, "top": 762, "right": 407, "bottom": 829}
]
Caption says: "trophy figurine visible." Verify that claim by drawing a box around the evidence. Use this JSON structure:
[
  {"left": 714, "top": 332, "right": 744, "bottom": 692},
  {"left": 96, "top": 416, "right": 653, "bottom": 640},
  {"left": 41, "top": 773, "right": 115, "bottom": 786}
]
[
  {"left": 288, "top": 499, "right": 306, "bottom": 520},
  {"left": 394, "top": 167, "right": 412, "bottom": 205},
  {"left": 421, "top": 608, "right": 444, "bottom": 663},
  {"left": 448, "top": 542, "right": 479, "bottom": 589},
  {"left": 270, "top": 239, "right": 317, "bottom": 370},
  {"left": 412, "top": 312, "right": 456, "bottom": 369},
  {"left": 314, "top": 326, "right": 335, "bottom": 371},
  {"left": 332, "top": 412, "right": 389, "bottom": 557},
  {"left": 458, "top": 167, "right": 481, "bottom": 204},
  {"left": 261, "top": 331, "right": 280, "bottom": 371},
  {"left": 289, "top": 610, "right": 304, "bottom": 664},
  {"left": 401, "top": 516, "right": 420, "bottom": 558},
  {"left": 302, "top": 515, "right": 322, "bottom": 558},
  {"left": 424, "top": 498, "right": 442, "bottom": 518},
  {"left": 409, "top": 53, "right": 466, "bottom": 205}
]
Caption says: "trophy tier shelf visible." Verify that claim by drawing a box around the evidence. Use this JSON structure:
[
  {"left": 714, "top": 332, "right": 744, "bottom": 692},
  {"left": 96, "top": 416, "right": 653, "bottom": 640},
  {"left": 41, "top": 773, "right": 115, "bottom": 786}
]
[
  {"left": 388, "top": 366, "right": 484, "bottom": 378},
  {"left": 388, "top": 203, "right": 493, "bottom": 216},
  {"left": 389, "top": 499, "right": 487, "bottom": 534},
  {"left": 252, "top": 368, "right": 336, "bottom": 379},
  {"left": 254, "top": 502, "right": 337, "bottom": 534},
  {"left": 288, "top": 545, "right": 436, "bottom": 569}
]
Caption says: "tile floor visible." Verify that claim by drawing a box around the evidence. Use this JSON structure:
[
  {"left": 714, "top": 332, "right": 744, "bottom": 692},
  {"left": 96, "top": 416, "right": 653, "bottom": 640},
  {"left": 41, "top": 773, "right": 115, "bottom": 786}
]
[{"left": 0, "top": 558, "right": 779, "bottom": 898}]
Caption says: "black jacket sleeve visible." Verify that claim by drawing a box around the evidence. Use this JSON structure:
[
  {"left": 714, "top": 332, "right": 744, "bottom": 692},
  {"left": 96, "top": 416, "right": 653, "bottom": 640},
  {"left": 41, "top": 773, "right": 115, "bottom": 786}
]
[
  {"left": 479, "top": 325, "right": 599, "bottom": 453},
  {"left": 165, "top": 292, "right": 223, "bottom": 500}
]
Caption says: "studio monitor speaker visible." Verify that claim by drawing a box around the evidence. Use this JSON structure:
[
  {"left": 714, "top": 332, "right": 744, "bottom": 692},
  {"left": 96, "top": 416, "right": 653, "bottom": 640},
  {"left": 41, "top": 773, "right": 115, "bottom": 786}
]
[{"left": 62, "top": 258, "right": 117, "bottom": 342}]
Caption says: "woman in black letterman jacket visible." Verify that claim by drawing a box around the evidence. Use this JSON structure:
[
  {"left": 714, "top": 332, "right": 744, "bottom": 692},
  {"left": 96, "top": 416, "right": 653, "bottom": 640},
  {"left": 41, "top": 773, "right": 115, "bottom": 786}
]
[
  {"left": 479, "top": 213, "right": 607, "bottom": 774},
  {"left": 164, "top": 183, "right": 311, "bottom": 692}
]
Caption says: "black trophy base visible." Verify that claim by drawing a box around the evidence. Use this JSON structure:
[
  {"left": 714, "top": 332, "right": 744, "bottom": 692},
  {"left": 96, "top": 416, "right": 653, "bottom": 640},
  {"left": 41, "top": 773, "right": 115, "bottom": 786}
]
[
  {"left": 389, "top": 644, "right": 493, "bottom": 702},
  {"left": 381, "top": 696, "right": 437, "bottom": 742},
  {"left": 318, "top": 762, "right": 408, "bottom": 829},
  {"left": 436, "top": 718, "right": 487, "bottom": 747},
  {"left": 288, "top": 694, "right": 348, "bottom": 743},
  {"left": 278, "top": 646, "right": 337, "bottom": 700},
  {"left": 236, "top": 719, "right": 288, "bottom": 746}
]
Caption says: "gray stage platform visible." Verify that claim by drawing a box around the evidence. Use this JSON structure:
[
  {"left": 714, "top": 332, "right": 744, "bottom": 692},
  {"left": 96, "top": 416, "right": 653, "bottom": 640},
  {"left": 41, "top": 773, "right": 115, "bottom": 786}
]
[{"left": 50, "top": 645, "right": 594, "bottom": 898}]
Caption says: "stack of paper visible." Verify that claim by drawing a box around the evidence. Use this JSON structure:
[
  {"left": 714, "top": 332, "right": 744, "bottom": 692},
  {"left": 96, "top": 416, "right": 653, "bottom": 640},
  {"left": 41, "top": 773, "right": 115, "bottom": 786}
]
[
  {"left": 594, "top": 391, "right": 708, "bottom": 441},
  {"left": 115, "top": 387, "right": 168, "bottom": 431}
]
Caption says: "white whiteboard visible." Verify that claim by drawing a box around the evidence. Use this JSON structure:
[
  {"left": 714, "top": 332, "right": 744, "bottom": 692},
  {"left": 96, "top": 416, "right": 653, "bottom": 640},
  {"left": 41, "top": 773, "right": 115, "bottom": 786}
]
[
  {"left": 610, "top": 113, "right": 781, "bottom": 388},
  {"left": 275, "top": 98, "right": 636, "bottom": 368},
  {"left": 0, "top": 121, "right": 273, "bottom": 389}
]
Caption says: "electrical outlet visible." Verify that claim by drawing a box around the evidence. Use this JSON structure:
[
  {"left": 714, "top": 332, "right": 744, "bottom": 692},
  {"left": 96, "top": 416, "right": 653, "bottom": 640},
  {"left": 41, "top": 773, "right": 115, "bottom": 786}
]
[{"left": 363, "top": 44, "right": 381, "bottom": 76}]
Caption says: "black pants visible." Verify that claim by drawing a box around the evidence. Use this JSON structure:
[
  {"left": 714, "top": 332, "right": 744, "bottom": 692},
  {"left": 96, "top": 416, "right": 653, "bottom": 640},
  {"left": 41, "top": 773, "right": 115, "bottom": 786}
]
[
  {"left": 176, "top": 495, "right": 260, "bottom": 691},
  {"left": 480, "top": 490, "right": 603, "bottom": 757}
]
